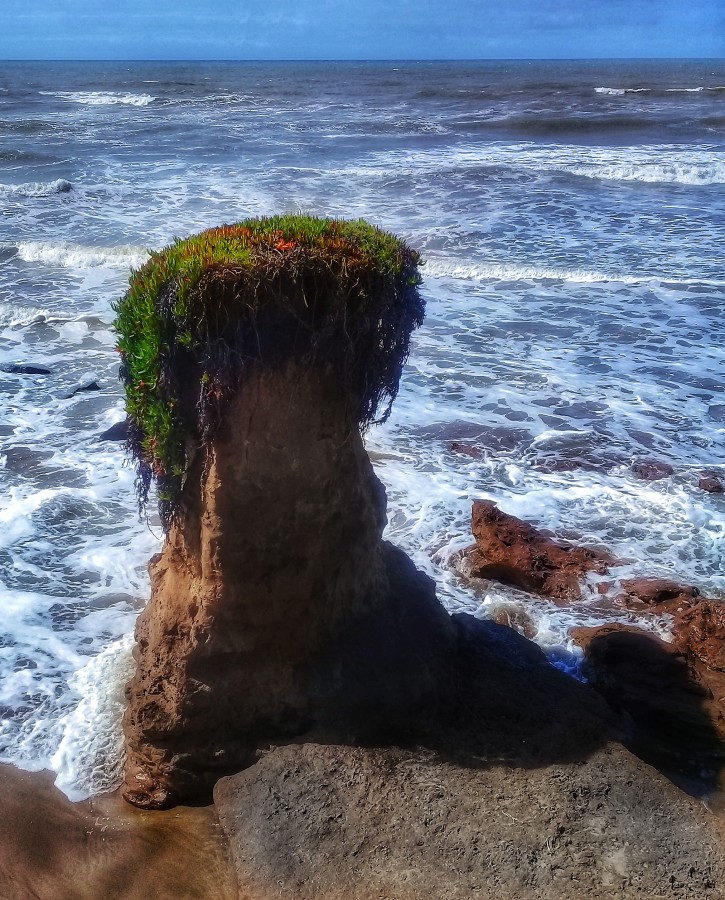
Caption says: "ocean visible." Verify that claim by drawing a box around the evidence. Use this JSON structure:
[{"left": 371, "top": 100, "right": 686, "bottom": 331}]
[{"left": 0, "top": 59, "right": 723, "bottom": 800}]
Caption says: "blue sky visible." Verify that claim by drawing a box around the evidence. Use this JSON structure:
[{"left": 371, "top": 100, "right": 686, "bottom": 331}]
[{"left": 2, "top": 0, "right": 724, "bottom": 60}]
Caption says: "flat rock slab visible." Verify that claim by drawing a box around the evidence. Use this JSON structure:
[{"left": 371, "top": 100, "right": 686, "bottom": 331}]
[
  {"left": 0, "top": 764, "right": 237, "bottom": 900},
  {"left": 216, "top": 742, "right": 725, "bottom": 900}
]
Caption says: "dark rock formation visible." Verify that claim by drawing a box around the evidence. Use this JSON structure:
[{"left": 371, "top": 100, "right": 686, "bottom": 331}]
[
  {"left": 1, "top": 363, "right": 51, "bottom": 375},
  {"left": 122, "top": 363, "right": 453, "bottom": 808},
  {"left": 572, "top": 622, "right": 725, "bottom": 778},
  {"left": 98, "top": 418, "right": 129, "bottom": 442},
  {"left": 453, "top": 499, "right": 616, "bottom": 601}
]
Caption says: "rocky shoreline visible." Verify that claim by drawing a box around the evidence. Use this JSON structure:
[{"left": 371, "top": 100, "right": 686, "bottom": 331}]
[{"left": 4, "top": 606, "right": 725, "bottom": 899}]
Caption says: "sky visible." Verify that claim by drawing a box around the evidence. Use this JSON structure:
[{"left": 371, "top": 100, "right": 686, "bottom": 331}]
[{"left": 1, "top": 0, "right": 723, "bottom": 60}]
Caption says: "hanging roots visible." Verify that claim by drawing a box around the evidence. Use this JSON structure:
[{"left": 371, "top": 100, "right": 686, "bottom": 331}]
[{"left": 113, "top": 216, "right": 424, "bottom": 528}]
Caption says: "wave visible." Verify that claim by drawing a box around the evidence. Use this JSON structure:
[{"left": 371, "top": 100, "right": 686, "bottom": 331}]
[
  {"left": 595, "top": 87, "right": 649, "bottom": 96},
  {"left": 0, "top": 304, "right": 50, "bottom": 328},
  {"left": 568, "top": 161, "right": 725, "bottom": 186},
  {"left": 40, "top": 91, "right": 155, "bottom": 107},
  {"left": 0, "top": 179, "right": 72, "bottom": 198},
  {"left": 423, "top": 258, "right": 725, "bottom": 287},
  {"left": 596, "top": 85, "right": 724, "bottom": 96},
  {"left": 14, "top": 241, "right": 149, "bottom": 269}
]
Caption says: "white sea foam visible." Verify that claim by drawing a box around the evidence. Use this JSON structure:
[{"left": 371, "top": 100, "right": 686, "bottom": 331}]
[
  {"left": 357, "top": 143, "right": 725, "bottom": 187},
  {"left": 424, "top": 259, "right": 643, "bottom": 285},
  {"left": 40, "top": 91, "right": 155, "bottom": 107},
  {"left": 51, "top": 635, "right": 136, "bottom": 800},
  {"left": 423, "top": 258, "right": 725, "bottom": 287},
  {"left": 16, "top": 241, "right": 149, "bottom": 270},
  {"left": 569, "top": 160, "right": 725, "bottom": 186},
  {"left": 595, "top": 87, "right": 628, "bottom": 95},
  {"left": 0, "top": 179, "right": 72, "bottom": 198}
]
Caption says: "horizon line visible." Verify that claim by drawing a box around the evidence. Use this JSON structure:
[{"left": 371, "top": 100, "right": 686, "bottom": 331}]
[{"left": 1, "top": 56, "right": 724, "bottom": 64}]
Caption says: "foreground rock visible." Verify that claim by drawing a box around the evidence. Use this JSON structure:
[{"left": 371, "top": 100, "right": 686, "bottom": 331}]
[
  {"left": 0, "top": 764, "right": 236, "bottom": 900},
  {"left": 216, "top": 743, "right": 725, "bottom": 900},
  {"left": 212, "top": 616, "right": 724, "bottom": 899},
  {"left": 454, "top": 499, "right": 616, "bottom": 601}
]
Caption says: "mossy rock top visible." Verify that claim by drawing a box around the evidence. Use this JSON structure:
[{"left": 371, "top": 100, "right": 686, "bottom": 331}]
[{"left": 114, "top": 216, "right": 424, "bottom": 526}]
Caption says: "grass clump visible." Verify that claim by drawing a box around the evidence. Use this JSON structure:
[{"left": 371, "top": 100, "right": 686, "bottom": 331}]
[{"left": 113, "top": 216, "right": 424, "bottom": 527}]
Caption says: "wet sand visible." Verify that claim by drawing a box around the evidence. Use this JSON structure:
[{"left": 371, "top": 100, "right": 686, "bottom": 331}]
[{"left": 0, "top": 764, "right": 237, "bottom": 900}]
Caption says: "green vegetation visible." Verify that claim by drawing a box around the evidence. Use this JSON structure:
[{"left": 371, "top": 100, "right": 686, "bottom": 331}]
[{"left": 114, "top": 216, "right": 424, "bottom": 526}]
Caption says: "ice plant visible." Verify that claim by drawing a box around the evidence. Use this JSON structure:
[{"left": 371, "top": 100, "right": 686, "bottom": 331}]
[{"left": 113, "top": 216, "right": 423, "bottom": 527}]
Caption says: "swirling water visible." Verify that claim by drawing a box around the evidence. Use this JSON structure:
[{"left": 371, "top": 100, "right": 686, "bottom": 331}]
[{"left": 0, "top": 59, "right": 723, "bottom": 798}]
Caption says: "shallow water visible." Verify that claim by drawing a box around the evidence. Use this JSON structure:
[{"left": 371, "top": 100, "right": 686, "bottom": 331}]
[{"left": 0, "top": 59, "right": 723, "bottom": 798}]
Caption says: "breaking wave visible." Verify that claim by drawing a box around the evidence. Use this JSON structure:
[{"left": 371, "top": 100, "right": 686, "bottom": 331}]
[
  {"left": 15, "top": 241, "right": 149, "bottom": 269},
  {"left": 0, "top": 179, "right": 72, "bottom": 198},
  {"left": 40, "top": 91, "right": 156, "bottom": 107}
]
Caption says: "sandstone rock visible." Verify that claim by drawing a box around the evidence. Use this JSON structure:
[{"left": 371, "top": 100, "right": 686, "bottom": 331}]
[
  {"left": 216, "top": 740, "right": 725, "bottom": 900},
  {"left": 454, "top": 500, "right": 616, "bottom": 601},
  {"left": 488, "top": 603, "right": 537, "bottom": 638},
  {"left": 673, "top": 601, "right": 725, "bottom": 674},
  {"left": 631, "top": 458, "right": 675, "bottom": 481},
  {"left": 0, "top": 764, "right": 237, "bottom": 900},
  {"left": 122, "top": 364, "right": 454, "bottom": 808},
  {"left": 616, "top": 576, "right": 700, "bottom": 613}
]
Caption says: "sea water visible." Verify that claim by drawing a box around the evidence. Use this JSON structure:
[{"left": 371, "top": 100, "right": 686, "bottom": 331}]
[{"left": 0, "top": 59, "right": 723, "bottom": 799}]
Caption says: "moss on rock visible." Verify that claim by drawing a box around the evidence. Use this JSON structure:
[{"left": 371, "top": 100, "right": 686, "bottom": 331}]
[{"left": 114, "top": 216, "right": 423, "bottom": 526}]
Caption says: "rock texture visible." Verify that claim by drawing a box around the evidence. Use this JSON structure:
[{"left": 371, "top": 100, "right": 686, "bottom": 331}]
[
  {"left": 123, "top": 363, "right": 453, "bottom": 808},
  {"left": 216, "top": 741, "right": 725, "bottom": 900},
  {"left": 454, "top": 499, "right": 616, "bottom": 601},
  {"left": 616, "top": 576, "right": 701, "bottom": 613}
]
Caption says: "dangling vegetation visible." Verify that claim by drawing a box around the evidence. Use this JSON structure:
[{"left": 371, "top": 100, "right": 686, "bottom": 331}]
[{"left": 113, "top": 216, "right": 424, "bottom": 527}]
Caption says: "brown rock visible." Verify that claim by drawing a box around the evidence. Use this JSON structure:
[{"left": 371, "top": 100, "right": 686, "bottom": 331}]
[
  {"left": 571, "top": 623, "right": 725, "bottom": 775},
  {"left": 700, "top": 474, "right": 724, "bottom": 493},
  {"left": 488, "top": 603, "right": 537, "bottom": 639},
  {"left": 455, "top": 500, "right": 616, "bottom": 601},
  {"left": 448, "top": 441, "right": 483, "bottom": 458},
  {"left": 617, "top": 576, "right": 700, "bottom": 613},
  {"left": 631, "top": 458, "right": 675, "bottom": 480},
  {"left": 674, "top": 600, "right": 725, "bottom": 673},
  {"left": 122, "top": 363, "right": 454, "bottom": 808}
]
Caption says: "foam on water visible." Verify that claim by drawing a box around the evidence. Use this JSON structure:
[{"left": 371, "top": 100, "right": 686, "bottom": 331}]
[
  {"left": 15, "top": 241, "right": 149, "bottom": 270},
  {"left": 40, "top": 91, "right": 156, "bottom": 107},
  {"left": 51, "top": 635, "right": 136, "bottom": 800},
  {"left": 0, "top": 179, "right": 72, "bottom": 198}
]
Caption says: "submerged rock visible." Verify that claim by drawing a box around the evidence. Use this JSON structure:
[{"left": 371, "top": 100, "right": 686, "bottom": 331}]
[
  {"left": 1, "top": 363, "right": 51, "bottom": 375},
  {"left": 98, "top": 418, "right": 129, "bottom": 442},
  {"left": 699, "top": 474, "right": 724, "bottom": 494},
  {"left": 453, "top": 499, "right": 616, "bottom": 601},
  {"left": 631, "top": 458, "right": 675, "bottom": 481}
]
